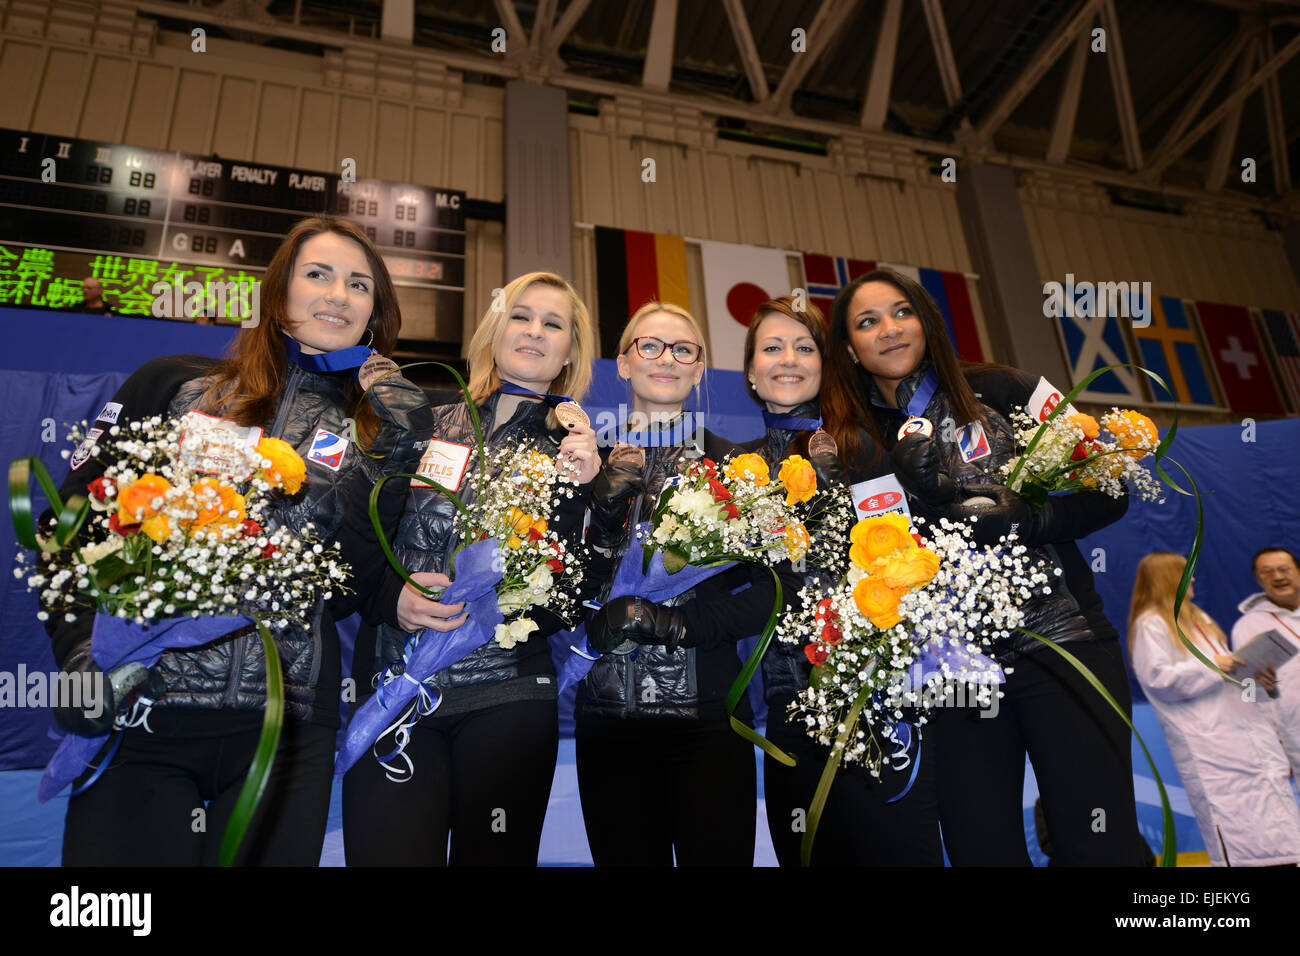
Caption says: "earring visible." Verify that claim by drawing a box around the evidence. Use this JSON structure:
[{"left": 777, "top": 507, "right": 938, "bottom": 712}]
[
  {"left": 564, "top": 358, "right": 571, "bottom": 366},
  {"left": 363, "top": 327, "right": 375, "bottom": 349}
]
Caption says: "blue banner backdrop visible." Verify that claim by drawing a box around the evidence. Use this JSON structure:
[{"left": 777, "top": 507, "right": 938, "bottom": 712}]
[{"left": 1, "top": 306, "right": 1295, "bottom": 768}]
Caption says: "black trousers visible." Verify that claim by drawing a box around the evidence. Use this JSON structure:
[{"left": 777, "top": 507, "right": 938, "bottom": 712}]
[
  {"left": 933, "top": 638, "right": 1146, "bottom": 866},
  {"left": 576, "top": 718, "right": 756, "bottom": 866},
  {"left": 62, "top": 717, "right": 336, "bottom": 866},
  {"left": 764, "top": 694, "right": 944, "bottom": 867},
  {"left": 342, "top": 698, "right": 558, "bottom": 866}
]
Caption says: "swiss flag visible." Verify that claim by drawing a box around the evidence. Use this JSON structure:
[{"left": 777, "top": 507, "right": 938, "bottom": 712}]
[{"left": 1194, "top": 302, "right": 1285, "bottom": 415}]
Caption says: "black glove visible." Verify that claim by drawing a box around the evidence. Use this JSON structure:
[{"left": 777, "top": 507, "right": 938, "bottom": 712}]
[
  {"left": 586, "top": 457, "right": 646, "bottom": 551},
  {"left": 587, "top": 595, "right": 688, "bottom": 655},
  {"left": 809, "top": 452, "right": 848, "bottom": 491},
  {"left": 947, "top": 484, "right": 1033, "bottom": 548},
  {"left": 890, "top": 434, "right": 957, "bottom": 507},
  {"left": 52, "top": 650, "right": 164, "bottom": 736}
]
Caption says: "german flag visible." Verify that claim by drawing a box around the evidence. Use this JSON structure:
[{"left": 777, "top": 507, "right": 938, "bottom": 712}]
[{"left": 593, "top": 226, "right": 692, "bottom": 357}]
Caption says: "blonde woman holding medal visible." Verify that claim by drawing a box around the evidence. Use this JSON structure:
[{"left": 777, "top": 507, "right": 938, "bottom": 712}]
[
  {"left": 823, "top": 268, "right": 1143, "bottom": 866},
  {"left": 344, "top": 271, "right": 598, "bottom": 867}
]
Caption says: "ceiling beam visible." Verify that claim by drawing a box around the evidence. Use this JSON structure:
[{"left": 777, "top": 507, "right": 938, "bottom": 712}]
[
  {"left": 491, "top": 0, "right": 527, "bottom": 61},
  {"left": 1259, "top": 30, "right": 1292, "bottom": 193},
  {"left": 975, "top": 0, "right": 1106, "bottom": 145},
  {"left": 861, "top": 0, "right": 903, "bottom": 130},
  {"left": 1046, "top": 27, "right": 1090, "bottom": 163},
  {"left": 528, "top": 0, "right": 558, "bottom": 58},
  {"left": 920, "top": 0, "right": 962, "bottom": 108},
  {"left": 1099, "top": 0, "right": 1143, "bottom": 169},
  {"left": 1206, "top": 36, "right": 1259, "bottom": 189},
  {"left": 721, "top": 0, "right": 769, "bottom": 101},
  {"left": 766, "top": 0, "right": 860, "bottom": 113},
  {"left": 1148, "top": 29, "right": 1300, "bottom": 178},
  {"left": 642, "top": 0, "right": 678, "bottom": 90}
]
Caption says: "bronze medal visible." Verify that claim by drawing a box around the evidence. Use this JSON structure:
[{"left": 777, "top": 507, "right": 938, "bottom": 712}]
[
  {"left": 807, "top": 428, "right": 838, "bottom": 458},
  {"left": 357, "top": 352, "right": 400, "bottom": 391},
  {"left": 554, "top": 400, "right": 590, "bottom": 430},
  {"left": 607, "top": 443, "right": 646, "bottom": 470}
]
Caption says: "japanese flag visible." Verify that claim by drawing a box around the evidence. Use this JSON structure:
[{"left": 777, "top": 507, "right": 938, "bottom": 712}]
[{"left": 699, "top": 240, "right": 791, "bottom": 371}]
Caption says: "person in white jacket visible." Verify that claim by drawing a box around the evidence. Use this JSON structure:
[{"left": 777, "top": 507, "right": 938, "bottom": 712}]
[
  {"left": 1129, "top": 552, "right": 1300, "bottom": 867},
  {"left": 1231, "top": 547, "right": 1300, "bottom": 775}
]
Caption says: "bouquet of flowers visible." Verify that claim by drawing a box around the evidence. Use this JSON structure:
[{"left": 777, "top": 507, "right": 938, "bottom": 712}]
[
  {"left": 779, "top": 512, "right": 1052, "bottom": 775},
  {"left": 1000, "top": 405, "right": 1165, "bottom": 504},
  {"left": 643, "top": 451, "right": 854, "bottom": 576},
  {"left": 338, "top": 435, "right": 586, "bottom": 778},
  {"left": 16, "top": 413, "right": 348, "bottom": 627},
  {"left": 12, "top": 412, "right": 346, "bottom": 863},
  {"left": 451, "top": 443, "right": 584, "bottom": 648}
]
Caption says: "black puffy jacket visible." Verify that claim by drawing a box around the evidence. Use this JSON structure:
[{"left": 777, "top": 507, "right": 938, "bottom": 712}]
[
  {"left": 575, "top": 418, "right": 772, "bottom": 723},
  {"left": 866, "top": 363, "right": 1129, "bottom": 662},
  {"left": 355, "top": 392, "right": 591, "bottom": 716},
  {"left": 47, "top": 353, "right": 433, "bottom": 728}
]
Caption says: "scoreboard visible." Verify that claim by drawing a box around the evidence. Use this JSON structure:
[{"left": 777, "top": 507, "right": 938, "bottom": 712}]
[{"left": 0, "top": 127, "right": 465, "bottom": 344}]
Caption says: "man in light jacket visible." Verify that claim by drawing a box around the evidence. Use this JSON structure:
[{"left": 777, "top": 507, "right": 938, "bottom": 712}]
[{"left": 1231, "top": 547, "right": 1300, "bottom": 775}]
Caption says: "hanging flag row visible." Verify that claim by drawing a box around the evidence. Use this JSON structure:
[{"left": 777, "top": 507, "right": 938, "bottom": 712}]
[
  {"left": 1055, "top": 285, "right": 1299, "bottom": 415},
  {"left": 591, "top": 225, "right": 985, "bottom": 372}
]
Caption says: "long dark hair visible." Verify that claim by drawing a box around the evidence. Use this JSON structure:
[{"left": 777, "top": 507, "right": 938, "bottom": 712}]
[
  {"left": 823, "top": 268, "right": 1006, "bottom": 461},
  {"left": 198, "top": 217, "right": 401, "bottom": 444}
]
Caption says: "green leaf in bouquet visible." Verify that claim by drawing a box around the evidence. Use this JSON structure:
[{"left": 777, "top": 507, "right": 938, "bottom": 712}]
[
  {"left": 368, "top": 472, "right": 468, "bottom": 598},
  {"left": 9, "top": 456, "right": 90, "bottom": 554},
  {"left": 662, "top": 547, "right": 689, "bottom": 574}
]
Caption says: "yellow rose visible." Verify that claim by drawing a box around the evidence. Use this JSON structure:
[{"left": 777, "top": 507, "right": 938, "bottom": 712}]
[
  {"left": 507, "top": 507, "right": 536, "bottom": 535},
  {"left": 849, "top": 513, "right": 914, "bottom": 567},
  {"left": 1067, "top": 413, "right": 1100, "bottom": 440},
  {"left": 852, "top": 576, "right": 903, "bottom": 630},
  {"left": 1102, "top": 409, "right": 1159, "bottom": 460},
  {"left": 777, "top": 455, "right": 817, "bottom": 505},
  {"left": 256, "top": 437, "right": 306, "bottom": 494},
  {"left": 723, "top": 453, "right": 770, "bottom": 487},
  {"left": 784, "top": 523, "right": 810, "bottom": 562},
  {"left": 873, "top": 547, "right": 941, "bottom": 591},
  {"left": 506, "top": 534, "right": 523, "bottom": 550},
  {"left": 116, "top": 474, "right": 172, "bottom": 525},
  {"left": 140, "top": 514, "right": 172, "bottom": 543}
]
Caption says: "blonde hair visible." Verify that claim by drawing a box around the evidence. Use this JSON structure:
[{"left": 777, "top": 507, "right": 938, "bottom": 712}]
[
  {"left": 617, "top": 301, "right": 707, "bottom": 359},
  {"left": 1129, "top": 552, "right": 1226, "bottom": 654},
  {"left": 466, "top": 272, "right": 595, "bottom": 424}
]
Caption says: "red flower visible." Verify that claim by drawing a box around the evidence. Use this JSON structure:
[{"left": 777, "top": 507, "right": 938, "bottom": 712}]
[
  {"left": 547, "top": 558, "right": 564, "bottom": 573},
  {"left": 721, "top": 502, "right": 739, "bottom": 521},
  {"left": 259, "top": 542, "right": 278, "bottom": 560},
  {"left": 911, "top": 533, "right": 924, "bottom": 547},
  {"left": 240, "top": 519, "right": 263, "bottom": 538},
  {"left": 821, "top": 621, "right": 842, "bottom": 645},
  {"left": 804, "top": 644, "right": 828, "bottom": 666},
  {"left": 706, "top": 478, "right": 731, "bottom": 502},
  {"left": 698, "top": 458, "right": 717, "bottom": 478},
  {"left": 1070, "top": 441, "right": 1089, "bottom": 462},
  {"left": 107, "top": 513, "right": 137, "bottom": 537},
  {"left": 527, "top": 527, "right": 544, "bottom": 542},
  {"left": 814, "top": 598, "right": 837, "bottom": 623},
  {"left": 87, "top": 477, "right": 116, "bottom": 504}
]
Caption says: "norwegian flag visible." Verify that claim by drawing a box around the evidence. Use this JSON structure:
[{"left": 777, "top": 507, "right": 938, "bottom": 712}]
[{"left": 800, "top": 254, "right": 984, "bottom": 360}]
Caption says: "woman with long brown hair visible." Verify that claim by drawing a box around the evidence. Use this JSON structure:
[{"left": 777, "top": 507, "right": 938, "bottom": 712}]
[
  {"left": 48, "top": 216, "right": 432, "bottom": 865},
  {"left": 1129, "top": 552, "right": 1300, "bottom": 866},
  {"left": 822, "top": 267, "right": 1143, "bottom": 865},
  {"left": 743, "top": 295, "right": 943, "bottom": 866}
]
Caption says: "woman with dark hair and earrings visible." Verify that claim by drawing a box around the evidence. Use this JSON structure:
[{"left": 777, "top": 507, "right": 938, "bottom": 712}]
[
  {"left": 47, "top": 217, "right": 433, "bottom": 865},
  {"left": 344, "top": 271, "right": 599, "bottom": 867},
  {"left": 741, "top": 295, "right": 943, "bottom": 867},
  {"left": 576, "top": 301, "right": 776, "bottom": 866},
  {"left": 821, "top": 268, "right": 1145, "bottom": 866}
]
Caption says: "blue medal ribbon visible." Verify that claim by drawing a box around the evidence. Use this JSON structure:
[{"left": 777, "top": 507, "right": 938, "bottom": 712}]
[
  {"left": 761, "top": 410, "right": 822, "bottom": 432},
  {"left": 901, "top": 368, "right": 939, "bottom": 419},
  {"left": 281, "top": 333, "right": 373, "bottom": 372},
  {"left": 497, "top": 380, "right": 573, "bottom": 408}
]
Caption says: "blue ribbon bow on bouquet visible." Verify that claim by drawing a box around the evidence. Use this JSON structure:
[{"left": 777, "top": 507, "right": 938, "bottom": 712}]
[
  {"left": 555, "top": 522, "right": 735, "bottom": 693},
  {"left": 39, "top": 613, "right": 253, "bottom": 802},
  {"left": 335, "top": 537, "right": 504, "bottom": 778}
]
